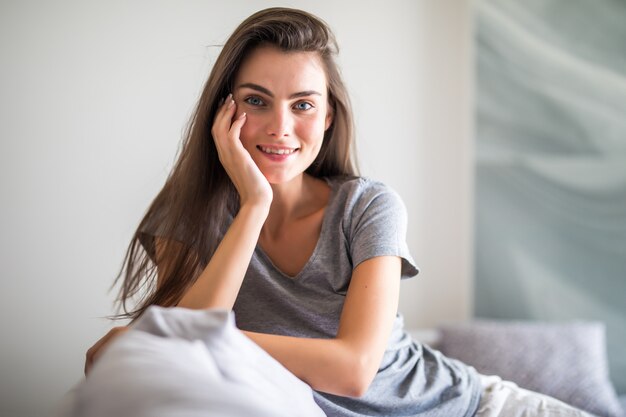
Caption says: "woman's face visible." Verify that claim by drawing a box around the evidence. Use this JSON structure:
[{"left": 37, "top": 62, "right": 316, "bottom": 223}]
[{"left": 232, "top": 45, "right": 333, "bottom": 184}]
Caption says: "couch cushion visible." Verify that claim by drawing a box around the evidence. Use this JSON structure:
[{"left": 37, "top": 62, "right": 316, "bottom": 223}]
[{"left": 437, "top": 320, "right": 624, "bottom": 417}]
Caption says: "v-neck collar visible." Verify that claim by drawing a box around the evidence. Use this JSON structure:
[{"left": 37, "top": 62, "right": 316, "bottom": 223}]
[{"left": 254, "top": 177, "right": 337, "bottom": 281}]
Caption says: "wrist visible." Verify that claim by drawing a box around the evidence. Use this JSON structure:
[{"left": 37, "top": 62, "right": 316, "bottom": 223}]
[{"left": 238, "top": 199, "right": 271, "bottom": 220}]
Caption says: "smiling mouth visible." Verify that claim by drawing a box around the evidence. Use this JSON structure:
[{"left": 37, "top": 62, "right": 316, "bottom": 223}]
[{"left": 257, "top": 145, "right": 299, "bottom": 155}]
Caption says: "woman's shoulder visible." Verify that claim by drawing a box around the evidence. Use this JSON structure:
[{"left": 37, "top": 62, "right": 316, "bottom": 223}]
[
  {"left": 326, "top": 175, "right": 403, "bottom": 206},
  {"left": 322, "top": 176, "right": 407, "bottom": 225}
]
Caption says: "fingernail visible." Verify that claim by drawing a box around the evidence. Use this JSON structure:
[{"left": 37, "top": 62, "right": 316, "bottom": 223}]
[
  {"left": 228, "top": 98, "right": 235, "bottom": 108},
  {"left": 238, "top": 112, "right": 247, "bottom": 119}
]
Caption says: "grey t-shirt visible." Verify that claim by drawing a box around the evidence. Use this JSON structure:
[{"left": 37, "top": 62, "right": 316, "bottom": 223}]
[{"left": 233, "top": 176, "right": 481, "bottom": 417}]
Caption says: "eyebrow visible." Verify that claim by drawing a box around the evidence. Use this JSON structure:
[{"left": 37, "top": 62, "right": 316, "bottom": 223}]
[{"left": 236, "top": 82, "right": 322, "bottom": 99}]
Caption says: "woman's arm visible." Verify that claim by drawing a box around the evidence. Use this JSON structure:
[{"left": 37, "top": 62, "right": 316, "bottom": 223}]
[
  {"left": 85, "top": 98, "right": 266, "bottom": 374},
  {"left": 176, "top": 96, "right": 271, "bottom": 310},
  {"left": 175, "top": 203, "right": 268, "bottom": 309},
  {"left": 243, "top": 255, "right": 401, "bottom": 397}
]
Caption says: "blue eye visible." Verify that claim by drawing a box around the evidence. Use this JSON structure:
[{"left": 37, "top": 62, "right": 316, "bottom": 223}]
[
  {"left": 245, "top": 96, "right": 265, "bottom": 106},
  {"left": 295, "top": 102, "right": 313, "bottom": 111}
]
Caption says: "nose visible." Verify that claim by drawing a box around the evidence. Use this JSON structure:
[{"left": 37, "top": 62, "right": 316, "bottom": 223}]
[{"left": 266, "top": 105, "right": 292, "bottom": 138}]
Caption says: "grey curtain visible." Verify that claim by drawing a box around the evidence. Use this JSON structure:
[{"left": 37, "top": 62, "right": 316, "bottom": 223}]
[{"left": 474, "top": 0, "right": 626, "bottom": 393}]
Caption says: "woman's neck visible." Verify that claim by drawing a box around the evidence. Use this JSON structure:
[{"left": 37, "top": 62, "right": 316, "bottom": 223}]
[{"left": 263, "top": 174, "right": 329, "bottom": 238}]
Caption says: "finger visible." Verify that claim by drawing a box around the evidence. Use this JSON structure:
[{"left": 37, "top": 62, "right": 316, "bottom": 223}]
[
  {"left": 212, "top": 93, "right": 230, "bottom": 123},
  {"left": 84, "top": 341, "right": 104, "bottom": 375},
  {"left": 84, "top": 342, "right": 101, "bottom": 375},
  {"left": 91, "top": 330, "right": 113, "bottom": 353},
  {"left": 212, "top": 96, "right": 237, "bottom": 146},
  {"left": 84, "top": 327, "right": 123, "bottom": 375},
  {"left": 227, "top": 112, "right": 247, "bottom": 142},
  {"left": 214, "top": 94, "right": 235, "bottom": 127},
  {"left": 85, "top": 354, "right": 95, "bottom": 376}
]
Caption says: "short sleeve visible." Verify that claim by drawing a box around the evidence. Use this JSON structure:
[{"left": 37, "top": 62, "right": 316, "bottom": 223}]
[
  {"left": 136, "top": 201, "right": 192, "bottom": 263},
  {"left": 348, "top": 180, "right": 419, "bottom": 279}
]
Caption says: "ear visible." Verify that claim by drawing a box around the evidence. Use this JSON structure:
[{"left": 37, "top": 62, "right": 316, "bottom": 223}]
[{"left": 324, "top": 103, "right": 334, "bottom": 131}]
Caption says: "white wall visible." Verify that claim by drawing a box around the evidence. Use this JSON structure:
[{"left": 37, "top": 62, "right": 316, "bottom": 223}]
[{"left": 0, "top": 1, "right": 472, "bottom": 416}]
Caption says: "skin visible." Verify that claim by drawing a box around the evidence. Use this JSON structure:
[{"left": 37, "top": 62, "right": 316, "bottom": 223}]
[
  {"left": 233, "top": 45, "right": 332, "bottom": 187},
  {"left": 233, "top": 45, "right": 334, "bottom": 276},
  {"left": 85, "top": 46, "right": 401, "bottom": 398}
]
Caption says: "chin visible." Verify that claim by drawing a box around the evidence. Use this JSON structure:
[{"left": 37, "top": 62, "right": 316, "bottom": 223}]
[
  {"left": 266, "top": 176, "right": 292, "bottom": 185},
  {"left": 263, "top": 171, "right": 300, "bottom": 185}
]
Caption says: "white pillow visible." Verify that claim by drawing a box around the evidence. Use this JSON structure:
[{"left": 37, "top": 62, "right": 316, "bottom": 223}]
[{"left": 59, "top": 306, "right": 325, "bottom": 417}]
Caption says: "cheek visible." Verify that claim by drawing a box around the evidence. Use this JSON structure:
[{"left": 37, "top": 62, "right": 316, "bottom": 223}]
[
  {"left": 295, "top": 117, "right": 326, "bottom": 141},
  {"left": 238, "top": 114, "right": 262, "bottom": 147}
]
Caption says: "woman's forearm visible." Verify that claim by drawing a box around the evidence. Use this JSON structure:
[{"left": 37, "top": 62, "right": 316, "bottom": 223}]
[
  {"left": 177, "top": 203, "right": 269, "bottom": 310},
  {"left": 242, "top": 331, "right": 375, "bottom": 398},
  {"left": 241, "top": 258, "right": 400, "bottom": 398}
]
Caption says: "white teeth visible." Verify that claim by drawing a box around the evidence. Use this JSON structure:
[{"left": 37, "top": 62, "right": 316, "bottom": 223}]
[{"left": 259, "top": 146, "right": 296, "bottom": 155}]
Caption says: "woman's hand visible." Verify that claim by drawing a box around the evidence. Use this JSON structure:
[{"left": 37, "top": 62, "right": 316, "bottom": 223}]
[
  {"left": 212, "top": 94, "right": 273, "bottom": 208},
  {"left": 84, "top": 326, "right": 129, "bottom": 375}
]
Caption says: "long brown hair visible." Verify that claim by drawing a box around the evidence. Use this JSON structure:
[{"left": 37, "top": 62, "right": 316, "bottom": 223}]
[{"left": 113, "top": 7, "right": 358, "bottom": 320}]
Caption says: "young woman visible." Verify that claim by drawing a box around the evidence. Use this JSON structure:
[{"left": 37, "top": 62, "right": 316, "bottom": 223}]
[{"left": 85, "top": 7, "right": 590, "bottom": 417}]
